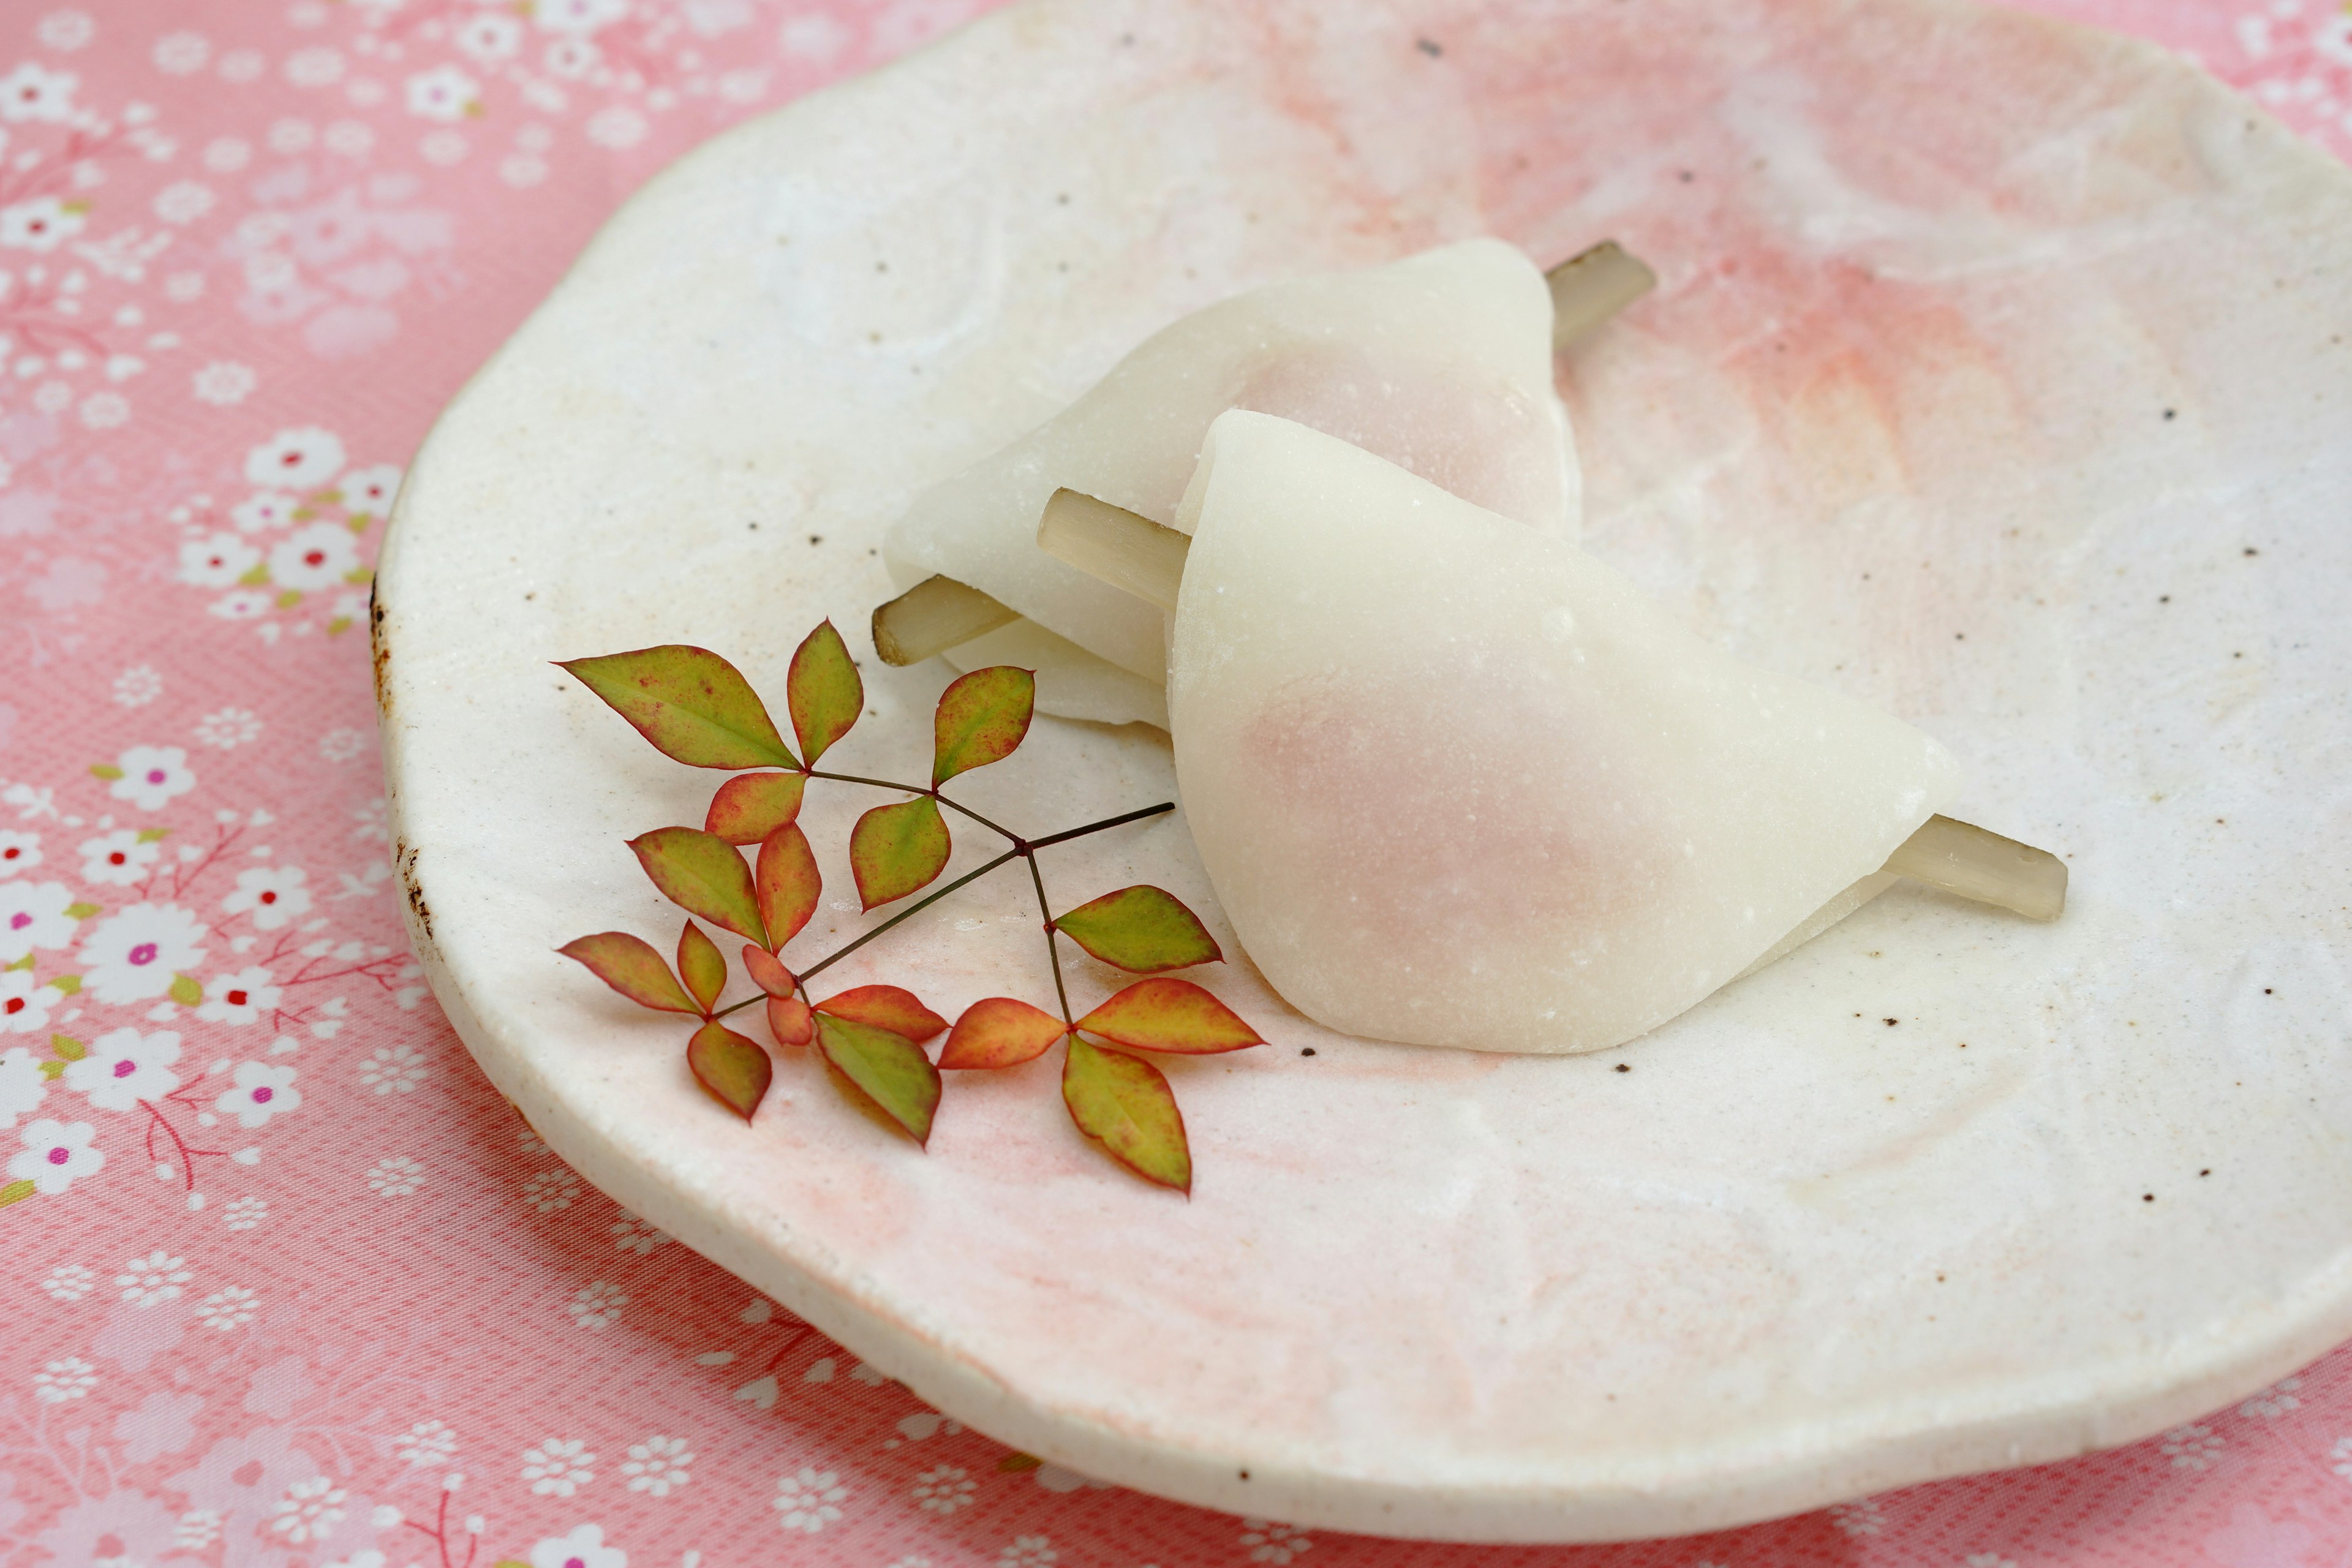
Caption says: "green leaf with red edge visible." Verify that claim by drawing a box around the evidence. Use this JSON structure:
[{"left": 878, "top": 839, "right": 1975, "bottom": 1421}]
[
  {"left": 557, "top": 932, "right": 700, "bottom": 1015},
  {"left": 931, "top": 666, "right": 1034, "bottom": 785},
  {"left": 814, "top": 1013, "right": 940, "bottom": 1145},
  {"left": 688, "top": 1019, "right": 771, "bottom": 1120},
  {"left": 630, "top": 827, "right": 767, "bottom": 947},
  {"left": 848, "top": 796, "right": 949, "bottom": 910},
  {"left": 938, "top": 997, "right": 1066, "bottom": 1069},
  {"left": 677, "top": 921, "right": 726, "bottom": 1014},
  {"left": 742, "top": 944, "right": 796, "bottom": 999},
  {"left": 788, "top": 619, "right": 864, "bottom": 767},
  {"left": 766, "top": 994, "right": 813, "bottom": 1046},
  {"left": 1063, "top": 1035, "right": 1189, "bottom": 1191},
  {"left": 813, "top": 985, "right": 947, "bottom": 1043},
  {"left": 705, "top": 772, "right": 806, "bottom": 845},
  {"left": 755, "top": 824, "right": 821, "bottom": 949},
  {"left": 558, "top": 645, "right": 798, "bottom": 770},
  {"left": 1075, "top": 978, "right": 1262, "bottom": 1054},
  {"left": 1053, "top": 886, "right": 1222, "bottom": 973}
]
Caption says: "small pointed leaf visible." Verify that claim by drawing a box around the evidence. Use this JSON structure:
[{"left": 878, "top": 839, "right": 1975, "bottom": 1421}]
[
  {"left": 167, "top": 974, "right": 203, "bottom": 1007},
  {"left": 931, "top": 666, "right": 1034, "bottom": 785},
  {"left": 559, "top": 645, "right": 798, "bottom": 769},
  {"left": 788, "top": 619, "right": 864, "bottom": 767},
  {"left": 848, "top": 796, "right": 949, "bottom": 910},
  {"left": 677, "top": 921, "right": 726, "bottom": 1014},
  {"left": 50, "top": 1035, "right": 87, "bottom": 1061},
  {"left": 0, "top": 1178, "right": 36, "bottom": 1208},
  {"left": 755, "top": 824, "right": 821, "bottom": 949},
  {"left": 766, "top": 993, "right": 813, "bottom": 1047},
  {"left": 51, "top": 976, "right": 80, "bottom": 996},
  {"left": 1076, "top": 978, "right": 1262, "bottom": 1055},
  {"left": 1063, "top": 1035, "right": 1189, "bottom": 1191},
  {"left": 705, "top": 771, "right": 807, "bottom": 845},
  {"left": 939, "top": 997, "right": 1066, "bottom": 1069},
  {"left": 630, "top": 827, "right": 767, "bottom": 947},
  {"left": 1053, "top": 886, "right": 1222, "bottom": 973},
  {"left": 688, "top": 1020, "right": 771, "bottom": 1121},
  {"left": 814, "top": 985, "right": 947, "bottom": 1043},
  {"left": 558, "top": 933, "right": 701, "bottom": 1015},
  {"left": 62, "top": 903, "right": 102, "bottom": 920},
  {"left": 815, "top": 1013, "right": 940, "bottom": 1145},
  {"left": 742, "top": 944, "right": 796, "bottom": 999},
  {"left": 998, "top": 1453, "right": 1044, "bottom": 1473}
]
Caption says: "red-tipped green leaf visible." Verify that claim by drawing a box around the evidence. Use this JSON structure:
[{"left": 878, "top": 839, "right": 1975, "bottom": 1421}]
[
  {"left": 813, "top": 984, "right": 947, "bottom": 1043},
  {"left": 557, "top": 932, "right": 699, "bottom": 1015},
  {"left": 755, "top": 824, "right": 821, "bottom": 948},
  {"left": 1053, "top": 886, "right": 1223, "bottom": 973},
  {"left": 931, "top": 666, "right": 1034, "bottom": 785},
  {"left": 742, "top": 944, "right": 796, "bottom": 999},
  {"left": 848, "top": 796, "right": 949, "bottom": 910},
  {"left": 1075, "top": 978, "right": 1262, "bottom": 1055},
  {"left": 815, "top": 1013, "right": 940, "bottom": 1146},
  {"left": 559, "top": 645, "right": 797, "bottom": 769},
  {"left": 705, "top": 771, "right": 807, "bottom": 845},
  {"left": 688, "top": 1020, "right": 771, "bottom": 1121},
  {"left": 630, "top": 827, "right": 767, "bottom": 947},
  {"left": 788, "top": 619, "right": 864, "bottom": 767},
  {"left": 1063, "top": 1035, "right": 1189, "bottom": 1191},
  {"left": 677, "top": 921, "right": 726, "bottom": 1014},
  {"left": 939, "top": 997, "right": 1066, "bottom": 1069},
  {"left": 766, "top": 993, "right": 813, "bottom": 1046}
]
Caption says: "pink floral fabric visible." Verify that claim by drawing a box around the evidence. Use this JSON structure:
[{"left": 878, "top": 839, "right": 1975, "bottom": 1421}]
[{"left": 2, "top": 2, "right": 2347, "bottom": 1564}]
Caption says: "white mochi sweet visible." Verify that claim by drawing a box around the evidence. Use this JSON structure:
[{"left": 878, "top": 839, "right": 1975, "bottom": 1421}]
[
  {"left": 885, "top": 238, "right": 1577, "bottom": 722},
  {"left": 1168, "top": 411, "right": 1962, "bottom": 1055}
]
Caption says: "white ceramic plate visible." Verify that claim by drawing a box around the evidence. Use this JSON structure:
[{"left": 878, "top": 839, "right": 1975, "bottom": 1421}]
[{"left": 376, "top": 0, "right": 2352, "bottom": 1542}]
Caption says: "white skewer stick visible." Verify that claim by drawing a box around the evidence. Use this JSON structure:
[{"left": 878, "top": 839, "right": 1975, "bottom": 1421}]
[
  {"left": 1035, "top": 489, "right": 2068, "bottom": 922},
  {"left": 869, "top": 239, "right": 1658, "bottom": 668}
]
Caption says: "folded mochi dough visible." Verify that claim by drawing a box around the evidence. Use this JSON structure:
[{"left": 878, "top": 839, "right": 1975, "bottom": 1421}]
[
  {"left": 884, "top": 238, "right": 1577, "bottom": 726},
  {"left": 1167, "top": 411, "right": 1962, "bottom": 1055}
]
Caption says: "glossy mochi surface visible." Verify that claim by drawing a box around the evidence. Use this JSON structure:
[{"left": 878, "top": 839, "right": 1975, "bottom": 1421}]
[{"left": 377, "top": 0, "right": 2352, "bottom": 1544}]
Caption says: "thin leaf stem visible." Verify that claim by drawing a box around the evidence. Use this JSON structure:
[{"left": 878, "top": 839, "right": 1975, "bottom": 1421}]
[
  {"left": 805, "top": 768, "right": 1023, "bottom": 843},
  {"left": 1027, "top": 801, "right": 1174, "bottom": 848},
  {"left": 1027, "top": 853, "right": 1074, "bottom": 1030}
]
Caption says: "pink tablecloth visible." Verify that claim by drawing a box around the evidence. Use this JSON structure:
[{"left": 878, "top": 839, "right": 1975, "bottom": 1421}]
[{"left": 4, "top": 2, "right": 2348, "bottom": 1564}]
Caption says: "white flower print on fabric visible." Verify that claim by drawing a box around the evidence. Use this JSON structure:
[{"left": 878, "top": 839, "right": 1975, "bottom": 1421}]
[
  {"left": 0, "top": 830, "right": 40, "bottom": 877},
  {"left": 268, "top": 523, "right": 360, "bottom": 592},
  {"left": 232, "top": 493, "right": 298, "bottom": 532},
  {"left": 520, "top": 1437, "right": 595, "bottom": 1497},
  {"left": 2240, "top": 1377, "right": 2303, "bottom": 1419},
  {"left": 611, "top": 1211, "right": 668, "bottom": 1254},
  {"left": 535, "top": 0, "right": 630, "bottom": 36},
  {"left": 569, "top": 1281, "right": 627, "bottom": 1330},
  {"left": 222, "top": 865, "right": 311, "bottom": 930},
  {"left": 545, "top": 36, "right": 599, "bottom": 79},
  {"left": 1829, "top": 1498, "right": 1885, "bottom": 1536},
  {"left": 245, "top": 426, "right": 347, "bottom": 490},
  {"left": 1963, "top": 1555, "right": 2019, "bottom": 1568},
  {"left": 0, "top": 1047, "right": 48, "bottom": 1125},
  {"left": 107, "top": 746, "right": 197, "bottom": 811},
  {"left": 358, "top": 1043, "right": 427, "bottom": 1094},
  {"left": 1, "top": 971, "right": 68, "bottom": 1036},
  {"left": 197, "top": 967, "right": 282, "bottom": 1025},
  {"left": 999, "top": 1536, "right": 1057, "bottom": 1567},
  {"left": 35, "top": 11, "right": 96, "bottom": 51},
  {"left": 113, "top": 665, "right": 164, "bottom": 706},
  {"left": 339, "top": 463, "right": 402, "bottom": 515},
  {"left": 197, "top": 1285, "right": 258, "bottom": 1330},
  {"left": 153, "top": 31, "right": 208, "bottom": 74},
  {"left": 0, "top": 196, "right": 86, "bottom": 251},
  {"left": 405, "top": 65, "right": 480, "bottom": 123},
  {"left": 175, "top": 1508, "right": 225, "bottom": 1548},
  {"left": 222, "top": 1196, "right": 267, "bottom": 1230},
  {"left": 522, "top": 1168, "right": 581, "bottom": 1212},
  {"left": 368, "top": 1155, "right": 426, "bottom": 1196},
  {"left": 40, "top": 1262, "right": 96, "bottom": 1300},
  {"left": 319, "top": 727, "right": 369, "bottom": 763},
  {"left": 115, "top": 1249, "right": 194, "bottom": 1307},
  {"left": 194, "top": 361, "right": 257, "bottom": 405},
  {"left": 64, "top": 1028, "right": 183, "bottom": 1110},
  {"left": 32, "top": 1355, "right": 97, "bottom": 1403},
  {"left": 1, "top": 881, "right": 79, "bottom": 961},
  {"left": 179, "top": 533, "right": 261, "bottom": 588},
  {"left": 453, "top": 13, "right": 524, "bottom": 64},
  {"left": 1240, "top": 1520, "right": 1313, "bottom": 1564},
  {"left": 215, "top": 1061, "right": 300, "bottom": 1128},
  {"left": 393, "top": 1420, "right": 457, "bottom": 1468},
  {"left": 0, "top": 64, "right": 77, "bottom": 122},
  {"left": 2332, "top": 1434, "right": 2352, "bottom": 1482},
  {"left": 81, "top": 827, "right": 162, "bottom": 885},
  {"left": 210, "top": 589, "right": 274, "bottom": 620},
  {"left": 10, "top": 1117, "right": 99, "bottom": 1191},
  {"left": 528, "top": 1523, "right": 625, "bottom": 1568},
  {"left": 320, "top": 1552, "right": 385, "bottom": 1568},
  {"left": 153, "top": 180, "right": 216, "bottom": 225},
  {"left": 2163, "top": 1424, "right": 2224, "bottom": 1471},
  {"left": 622, "top": 1434, "right": 692, "bottom": 1496},
  {"left": 78, "top": 903, "right": 208, "bottom": 1003},
  {"left": 773, "top": 1467, "right": 848, "bottom": 1533},
  {"left": 911, "top": 1465, "right": 974, "bottom": 1515},
  {"left": 269, "top": 1476, "right": 347, "bottom": 1543},
  {"left": 194, "top": 708, "right": 263, "bottom": 749}
]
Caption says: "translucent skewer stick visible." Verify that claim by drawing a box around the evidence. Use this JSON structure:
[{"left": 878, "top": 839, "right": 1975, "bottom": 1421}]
[
  {"left": 871, "top": 574, "right": 1019, "bottom": 666},
  {"left": 1038, "top": 491, "right": 2070, "bottom": 924},
  {"left": 1880, "top": 815, "right": 2067, "bottom": 921},
  {"left": 1547, "top": 240, "right": 1657, "bottom": 349}
]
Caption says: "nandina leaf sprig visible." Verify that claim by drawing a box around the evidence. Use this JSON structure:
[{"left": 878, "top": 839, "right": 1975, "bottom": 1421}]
[{"left": 555, "top": 625, "right": 1261, "bottom": 1191}]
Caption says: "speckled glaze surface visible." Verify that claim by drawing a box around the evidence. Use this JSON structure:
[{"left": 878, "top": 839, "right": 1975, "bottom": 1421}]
[{"left": 375, "top": 0, "right": 2352, "bottom": 1543}]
